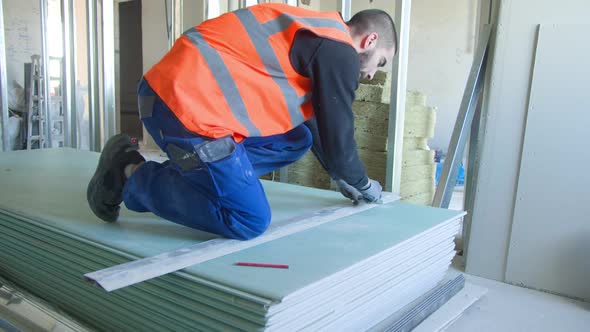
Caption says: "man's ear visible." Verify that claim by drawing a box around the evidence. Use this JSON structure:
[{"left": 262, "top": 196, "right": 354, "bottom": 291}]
[{"left": 361, "top": 32, "right": 379, "bottom": 50}]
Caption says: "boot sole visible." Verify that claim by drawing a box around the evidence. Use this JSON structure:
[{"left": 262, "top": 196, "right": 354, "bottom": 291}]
[{"left": 87, "top": 134, "right": 134, "bottom": 222}]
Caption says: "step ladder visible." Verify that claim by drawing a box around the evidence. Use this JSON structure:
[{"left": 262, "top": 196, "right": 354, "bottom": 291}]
[
  {"left": 48, "top": 56, "right": 65, "bottom": 147},
  {"left": 25, "top": 55, "right": 65, "bottom": 149},
  {"left": 25, "top": 55, "right": 45, "bottom": 149}
]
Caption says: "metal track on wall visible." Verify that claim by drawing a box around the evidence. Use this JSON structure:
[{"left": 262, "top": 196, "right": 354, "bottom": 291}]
[
  {"left": 0, "top": 1, "right": 9, "bottom": 152},
  {"left": 385, "top": 0, "right": 411, "bottom": 193},
  {"left": 432, "top": 25, "right": 491, "bottom": 208}
]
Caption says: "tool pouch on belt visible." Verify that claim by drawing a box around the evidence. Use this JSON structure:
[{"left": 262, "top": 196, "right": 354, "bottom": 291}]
[
  {"left": 167, "top": 136, "right": 255, "bottom": 197},
  {"left": 166, "top": 143, "right": 202, "bottom": 172},
  {"left": 194, "top": 136, "right": 235, "bottom": 163},
  {"left": 167, "top": 136, "right": 235, "bottom": 172}
]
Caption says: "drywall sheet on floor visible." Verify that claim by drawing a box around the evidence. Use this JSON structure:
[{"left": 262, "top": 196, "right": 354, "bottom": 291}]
[
  {"left": 0, "top": 148, "right": 463, "bottom": 300},
  {"left": 0, "top": 149, "right": 347, "bottom": 255},
  {"left": 0, "top": 148, "right": 465, "bottom": 331},
  {"left": 505, "top": 24, "right": 590, "bottom": 301}
]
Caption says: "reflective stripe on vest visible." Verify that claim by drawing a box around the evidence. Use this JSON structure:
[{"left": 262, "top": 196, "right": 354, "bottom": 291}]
[
  {"left": 181, "top": 8, "right": 349, "bottom": 137},
  {"left": 183, "top": 28, "right": 262, "bottom": 137}
]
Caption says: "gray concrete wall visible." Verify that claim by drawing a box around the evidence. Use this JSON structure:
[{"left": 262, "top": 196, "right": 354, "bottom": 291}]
[
  {"left": 141, "top": 0, "right": 169, "bottom": 75},
  {"left": 140, "top": 0, "right": 170, "bottom": 149},
  {"left": 406, "top": 0, "right": 477, "bottom": 151},
  {"left": 3, "top": 0, "right": 41, "bottom": 91}
]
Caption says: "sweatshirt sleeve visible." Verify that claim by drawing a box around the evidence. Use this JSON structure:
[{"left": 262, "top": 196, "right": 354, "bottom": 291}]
[{"left": 300, "top": 37, "right": 369, "bottom": 189}]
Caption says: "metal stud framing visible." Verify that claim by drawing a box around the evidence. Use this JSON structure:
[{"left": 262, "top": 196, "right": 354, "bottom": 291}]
[
  {"left": 385, "top": 0, "right": 411, "bottom": 193},
  {"left": 338, "top": 0, "right": 351, "bottom": 21},
  {"left": 102, "top": 0, "right": 117, "bottom": 143},
  {"left": 61, "top": 0, "right": 75, "bottom": 148},
  {"left": 0, "top": 0, "right": 9, "bottom": 151},
  {"left": 40, "top": 0, "right": 52, "bottom": 148},
  {"left": 86, "top": 0, "right": 100, "bottom": 151},
  {"left": 432, "top": 25, "right": 491, "bottom": 208}
]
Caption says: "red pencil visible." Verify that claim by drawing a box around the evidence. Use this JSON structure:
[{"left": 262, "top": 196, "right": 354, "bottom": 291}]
[{"left": 234, "top": 262, "right": 289, "bottom": 269}]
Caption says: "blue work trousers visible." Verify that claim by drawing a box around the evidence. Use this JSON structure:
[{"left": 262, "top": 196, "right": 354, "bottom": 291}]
[{"left": 122, "top": 80, "right": 312, "bottom": 240}]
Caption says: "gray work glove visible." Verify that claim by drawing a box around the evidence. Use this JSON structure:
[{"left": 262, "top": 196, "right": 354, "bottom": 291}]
[
  {"left": 359, "top": 178, "right": 383, "bottom": 203},
  {"left": 334, "top": 179, "right": 363, "bottom": 205}
]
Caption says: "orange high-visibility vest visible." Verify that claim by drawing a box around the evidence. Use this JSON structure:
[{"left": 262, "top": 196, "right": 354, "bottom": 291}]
[{"left": 144, "top": 3, "right": 354, "bottom": 141}]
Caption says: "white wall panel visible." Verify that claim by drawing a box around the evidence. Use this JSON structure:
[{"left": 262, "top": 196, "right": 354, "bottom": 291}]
[
  {"left": 505, "top": 24, "right": 590, "bottom": 301},
  {"left": 466, "top": 0, "right": 590, "bottom": 281}
]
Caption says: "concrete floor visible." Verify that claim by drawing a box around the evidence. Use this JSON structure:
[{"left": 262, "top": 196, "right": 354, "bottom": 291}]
[
  {"left": 444, "top": 190, "right": 589, "bottom": 331},
  {"left": 445, "top": 259, "right": 590, "bottom": 332},
  {"left": 445, "top": 183, "right": 589, "bottom": 332}
]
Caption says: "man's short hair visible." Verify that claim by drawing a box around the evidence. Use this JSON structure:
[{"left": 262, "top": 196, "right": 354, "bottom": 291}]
[{"left": 347, "top": 9, "right": 398, "bottom": 54}]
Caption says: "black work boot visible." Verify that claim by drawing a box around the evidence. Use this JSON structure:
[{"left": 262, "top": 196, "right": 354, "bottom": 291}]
[{"left": 87, "top": 134, "right": 145, "bottom": 222}]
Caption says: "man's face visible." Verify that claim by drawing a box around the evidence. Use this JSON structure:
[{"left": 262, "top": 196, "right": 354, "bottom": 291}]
[{"left": 359, "top": 46, "right": 396, "bottom": 81}]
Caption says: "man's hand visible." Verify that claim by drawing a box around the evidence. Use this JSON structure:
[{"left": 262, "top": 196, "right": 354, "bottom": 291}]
[
  {"left": 334, "top": 179, "right": 363, "bottom": 205},
  {"left": 359, "top": 179, "right": 383, "bottom": 203}
]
